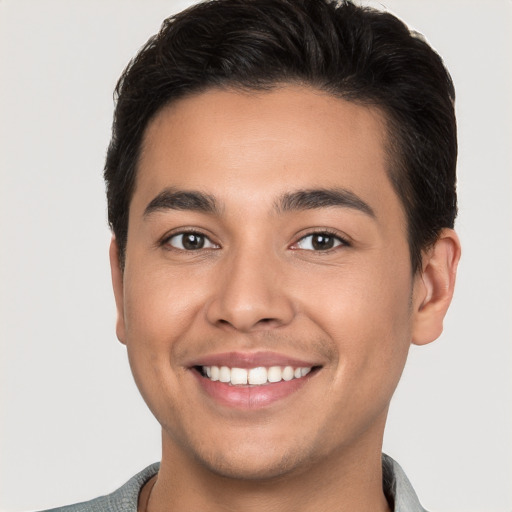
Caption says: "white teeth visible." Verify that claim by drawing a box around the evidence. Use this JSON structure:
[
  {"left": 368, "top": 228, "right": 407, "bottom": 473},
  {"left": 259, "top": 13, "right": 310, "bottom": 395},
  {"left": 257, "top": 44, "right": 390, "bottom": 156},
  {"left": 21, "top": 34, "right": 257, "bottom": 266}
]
[
  {"left": 300, "top": 367, "right": 311, "bottom": 377},
  {"left": 248, "top": 367, "right": 267, "bottom": 385},
  {"left": 219, "top": 366, "right": 231, "bottom": 383},
  {"left": 267, "top": 366, "right": 282, "bottom": 383},
  {"left": 201, "top": 365, "right": 314, "bottom": 386},
  {"left": 282, "top": 366, "right": 294, "bottom": 381},
  {"left": 230, "top": 368, "right": 248, "bottom": 385}
]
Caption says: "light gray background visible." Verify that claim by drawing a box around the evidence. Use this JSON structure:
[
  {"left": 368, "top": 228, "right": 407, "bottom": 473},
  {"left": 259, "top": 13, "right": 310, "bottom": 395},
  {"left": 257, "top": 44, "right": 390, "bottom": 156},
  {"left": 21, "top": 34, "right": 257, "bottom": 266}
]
[{"left": 1, "top": 1, "right": 511, "bottom": 511}]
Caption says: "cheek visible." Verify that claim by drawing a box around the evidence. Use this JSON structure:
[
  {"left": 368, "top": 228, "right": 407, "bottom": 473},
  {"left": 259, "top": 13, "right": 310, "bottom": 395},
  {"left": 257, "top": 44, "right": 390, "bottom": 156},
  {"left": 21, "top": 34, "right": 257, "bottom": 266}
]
[
  {"left": 307, "top": 256, "right": 414, "bottom": 380},
  {"left": 120, "top": 265, "right": 206, "bottom": 400},
  {"left": 119, "top": 279, "right": 196, "bottom": 438},
  {"left": 123, "top": 263, "right": 205, "bottom": 344},
  {"left": 319, "top": 269, "right": 413, "bottom": 430},
  {"left": 308, "top": 256, "right": 412, "bottom": 332}
]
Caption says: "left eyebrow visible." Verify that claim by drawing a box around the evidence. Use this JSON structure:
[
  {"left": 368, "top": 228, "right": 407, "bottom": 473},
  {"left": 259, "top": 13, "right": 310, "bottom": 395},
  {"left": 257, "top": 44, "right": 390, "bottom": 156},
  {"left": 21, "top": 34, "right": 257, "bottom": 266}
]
[
  {"left": 143, "top": 188, "right": 220, "bottom": 217},
  {"left": 275, "top": 188, "right": 375, "bottom": 217}
]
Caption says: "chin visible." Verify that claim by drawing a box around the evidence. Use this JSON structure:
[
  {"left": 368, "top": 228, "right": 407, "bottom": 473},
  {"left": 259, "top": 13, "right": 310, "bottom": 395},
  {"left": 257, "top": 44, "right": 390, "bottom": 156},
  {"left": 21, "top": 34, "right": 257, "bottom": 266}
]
[{"left": 198, "top": 449, "right": 307, "bottom": 481}]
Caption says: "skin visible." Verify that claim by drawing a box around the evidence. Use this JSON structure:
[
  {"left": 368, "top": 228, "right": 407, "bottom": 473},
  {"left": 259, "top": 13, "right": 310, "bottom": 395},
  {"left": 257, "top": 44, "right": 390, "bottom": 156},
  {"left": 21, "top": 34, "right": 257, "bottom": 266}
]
[{"left": 110, "top": 85, "right": 460, "bottom": 512}]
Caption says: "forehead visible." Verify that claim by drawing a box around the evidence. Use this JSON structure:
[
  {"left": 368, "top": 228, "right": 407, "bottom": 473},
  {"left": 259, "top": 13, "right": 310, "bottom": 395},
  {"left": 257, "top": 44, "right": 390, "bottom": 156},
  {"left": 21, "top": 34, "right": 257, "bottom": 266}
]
[{"left": 133, "top": 85, "right": 402, "bottom": 224}]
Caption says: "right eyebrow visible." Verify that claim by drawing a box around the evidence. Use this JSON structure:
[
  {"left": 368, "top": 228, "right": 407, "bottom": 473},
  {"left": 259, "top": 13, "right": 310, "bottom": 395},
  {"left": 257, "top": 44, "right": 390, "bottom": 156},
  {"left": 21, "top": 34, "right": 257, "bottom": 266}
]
[
  {"left": 275, "top": 188, "right": 375, "bottom": 218},
  {"left": 143, "top": 188, "right": 220, "bottom": 217}
]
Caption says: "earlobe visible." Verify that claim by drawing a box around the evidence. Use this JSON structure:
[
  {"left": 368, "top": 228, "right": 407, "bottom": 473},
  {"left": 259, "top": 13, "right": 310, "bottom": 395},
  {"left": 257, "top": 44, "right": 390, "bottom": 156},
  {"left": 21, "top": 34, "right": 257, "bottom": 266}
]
[
  {"left": 109, "top": 237, "right": 127, "bottom": 344},
  {"left": 411, "top": 229, "right": 461, "bottom": 346}
]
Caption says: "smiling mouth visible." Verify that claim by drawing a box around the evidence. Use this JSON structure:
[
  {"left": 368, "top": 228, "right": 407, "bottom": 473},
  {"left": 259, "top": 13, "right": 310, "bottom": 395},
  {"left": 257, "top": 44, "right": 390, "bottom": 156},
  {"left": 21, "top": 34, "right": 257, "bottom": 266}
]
[{"left": 196, "top": 365, "right": 319, "bottom": 386}]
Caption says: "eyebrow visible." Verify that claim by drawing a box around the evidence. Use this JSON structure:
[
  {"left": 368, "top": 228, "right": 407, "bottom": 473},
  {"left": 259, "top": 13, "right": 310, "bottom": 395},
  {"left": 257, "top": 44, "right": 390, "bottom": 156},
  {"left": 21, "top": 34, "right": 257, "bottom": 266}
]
[
  {"left": 276, "top": 188, "right": 375, "bottom": 217},
  {"left": 143, "top": 187, "right": 375, "bottom": 219},
  {"left": 144, "top": 188, "right": 220, "bottom": 217}
]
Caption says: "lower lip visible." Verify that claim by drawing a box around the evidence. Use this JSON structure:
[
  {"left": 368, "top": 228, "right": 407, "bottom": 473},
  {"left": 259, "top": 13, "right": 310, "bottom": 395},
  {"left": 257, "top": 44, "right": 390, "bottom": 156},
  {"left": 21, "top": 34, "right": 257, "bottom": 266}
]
[{"left": 193, "top": 370, "right": 313, "bottom": 409}]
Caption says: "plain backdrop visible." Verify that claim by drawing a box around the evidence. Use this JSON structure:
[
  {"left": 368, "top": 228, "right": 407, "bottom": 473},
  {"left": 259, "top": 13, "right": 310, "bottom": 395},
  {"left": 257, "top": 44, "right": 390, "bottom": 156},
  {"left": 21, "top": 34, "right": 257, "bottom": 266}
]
[{"left": 0, "top": 1, "right": 511, "bottom": 511}]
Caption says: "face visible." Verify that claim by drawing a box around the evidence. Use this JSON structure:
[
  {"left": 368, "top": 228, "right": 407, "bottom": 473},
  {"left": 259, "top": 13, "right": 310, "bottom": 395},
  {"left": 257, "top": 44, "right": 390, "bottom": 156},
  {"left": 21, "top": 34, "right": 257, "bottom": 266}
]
[{"left": 112, "top": 86, "right": 428, "bottom": 480}]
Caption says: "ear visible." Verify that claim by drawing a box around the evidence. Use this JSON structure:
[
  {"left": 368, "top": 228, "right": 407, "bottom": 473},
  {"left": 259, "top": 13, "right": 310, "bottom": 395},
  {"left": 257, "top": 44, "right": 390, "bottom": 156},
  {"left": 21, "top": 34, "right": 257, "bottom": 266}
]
[
  {"left": 109, "top": 237, "right": 127, "bottom": 344},
  {"left": 411, "top": 229, "right": 461, "bottom": 346}
]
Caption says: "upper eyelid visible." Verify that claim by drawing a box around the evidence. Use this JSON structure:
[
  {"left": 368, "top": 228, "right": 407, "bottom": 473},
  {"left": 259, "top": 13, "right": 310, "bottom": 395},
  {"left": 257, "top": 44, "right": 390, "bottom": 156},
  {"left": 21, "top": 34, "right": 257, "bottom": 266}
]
[
  {"left": 162, "top": 231, "right": 220, "bottom": 252},
  {"left": 158, "top": 227, "right": 350, "bottom": 248},
  {"left": 295, "top": 229, "right": 351, "bottom": 245},
  {"left": 155, "top": 231, "right": 218, "bottom": 255},
  {"left": 160, "top": 227, "right": 215, "bottom": 244}
]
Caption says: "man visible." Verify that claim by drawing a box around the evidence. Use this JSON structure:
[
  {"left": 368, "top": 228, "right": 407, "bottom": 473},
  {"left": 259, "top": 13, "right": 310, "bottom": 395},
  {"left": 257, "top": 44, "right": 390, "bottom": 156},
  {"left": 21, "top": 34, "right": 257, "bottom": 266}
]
[{"left": 48, "top": 0, "right": 460, "bottom": 510}]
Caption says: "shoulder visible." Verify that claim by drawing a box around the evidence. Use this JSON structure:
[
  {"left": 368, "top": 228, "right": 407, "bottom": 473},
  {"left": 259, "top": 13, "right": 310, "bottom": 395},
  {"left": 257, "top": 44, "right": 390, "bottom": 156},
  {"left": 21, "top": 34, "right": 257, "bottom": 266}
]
[{"left": 39, "top": 463, "right": 160, "bottom": 512}]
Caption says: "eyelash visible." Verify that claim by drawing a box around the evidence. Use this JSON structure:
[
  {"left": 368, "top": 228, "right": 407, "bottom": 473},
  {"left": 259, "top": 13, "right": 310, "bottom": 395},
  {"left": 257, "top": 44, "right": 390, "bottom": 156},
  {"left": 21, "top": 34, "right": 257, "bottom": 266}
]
[
  {"left": 160, "top": 229, "right": 218, "bottom": 251},
  {"left": 292, "top": 229, "right": 350, "bottom": 252},
  {"left": 160, "top": 228, "right": 350, "bottom": 253}
]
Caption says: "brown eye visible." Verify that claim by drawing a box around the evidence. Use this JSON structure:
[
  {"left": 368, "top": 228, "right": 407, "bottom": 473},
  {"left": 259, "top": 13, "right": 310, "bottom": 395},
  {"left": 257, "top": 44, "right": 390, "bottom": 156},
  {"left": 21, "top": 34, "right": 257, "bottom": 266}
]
[
  {"left": 311, "top": 234, "right": 335, "bottom": 250},
  {"left": 295, "top": 233, "right": 345, "bottom": 251},
  {"left": 167, "top": 232, "right": 217, "bottom": 250}
]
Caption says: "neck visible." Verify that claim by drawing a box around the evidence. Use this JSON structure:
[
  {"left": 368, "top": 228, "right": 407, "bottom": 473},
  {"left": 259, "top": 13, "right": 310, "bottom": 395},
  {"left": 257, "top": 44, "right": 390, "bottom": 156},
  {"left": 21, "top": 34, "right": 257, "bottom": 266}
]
[{"left": 146, "top": 430, "right": 391, "bottom": 512}]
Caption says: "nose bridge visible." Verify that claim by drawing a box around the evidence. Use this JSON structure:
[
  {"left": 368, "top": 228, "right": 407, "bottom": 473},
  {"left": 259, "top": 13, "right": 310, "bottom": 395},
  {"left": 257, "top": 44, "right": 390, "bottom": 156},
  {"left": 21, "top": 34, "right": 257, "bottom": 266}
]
[{"left": 206, "top": 239, "right": 294, "bottom": 332}]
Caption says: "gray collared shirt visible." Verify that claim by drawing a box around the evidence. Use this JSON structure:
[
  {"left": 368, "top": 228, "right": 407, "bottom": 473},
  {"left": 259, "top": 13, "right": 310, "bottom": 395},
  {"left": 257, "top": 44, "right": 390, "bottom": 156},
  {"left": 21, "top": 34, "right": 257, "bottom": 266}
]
[
  {"left": 382, "top": 454, "right": 428, "bottom": 512},
  {"left": 44, "top": 454, "right": 427, "bottom": 512}
]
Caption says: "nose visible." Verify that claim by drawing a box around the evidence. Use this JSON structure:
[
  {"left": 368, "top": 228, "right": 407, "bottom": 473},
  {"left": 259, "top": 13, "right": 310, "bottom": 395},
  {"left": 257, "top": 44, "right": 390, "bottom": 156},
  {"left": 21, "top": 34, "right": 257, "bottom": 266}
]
[{"left": 205, "top": 248, "right": 295, "bottom": 333}]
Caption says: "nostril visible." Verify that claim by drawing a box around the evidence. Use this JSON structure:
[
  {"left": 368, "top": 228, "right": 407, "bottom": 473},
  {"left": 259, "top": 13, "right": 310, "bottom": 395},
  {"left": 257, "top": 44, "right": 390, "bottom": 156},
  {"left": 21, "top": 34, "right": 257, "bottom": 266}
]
[{"left": 216, "top": 317, "right": 276, "bottom": 326}]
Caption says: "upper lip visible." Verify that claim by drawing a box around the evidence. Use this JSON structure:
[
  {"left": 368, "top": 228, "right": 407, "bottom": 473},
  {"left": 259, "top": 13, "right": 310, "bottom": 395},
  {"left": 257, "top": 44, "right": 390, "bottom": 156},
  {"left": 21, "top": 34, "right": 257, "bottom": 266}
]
[{"left": 187, "top": 351, "right": 320, "bottom": 369}]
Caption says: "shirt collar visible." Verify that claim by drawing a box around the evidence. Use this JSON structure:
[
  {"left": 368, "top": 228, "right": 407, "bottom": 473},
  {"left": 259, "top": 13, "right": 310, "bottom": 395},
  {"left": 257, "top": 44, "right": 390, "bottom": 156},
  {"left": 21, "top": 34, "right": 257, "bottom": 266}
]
[{"left": 382, "top": 453, "right": 428, "bottom": 512}]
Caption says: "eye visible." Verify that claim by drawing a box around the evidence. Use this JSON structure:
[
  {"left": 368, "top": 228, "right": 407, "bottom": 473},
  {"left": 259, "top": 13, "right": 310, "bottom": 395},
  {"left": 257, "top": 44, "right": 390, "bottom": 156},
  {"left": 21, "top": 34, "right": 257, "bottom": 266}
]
[
  {"left": 294, "top": 232, "right": 347, "bottom": 251},
  {"left": 165, "top": 232, "right": 218, "bottom": 251}
]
